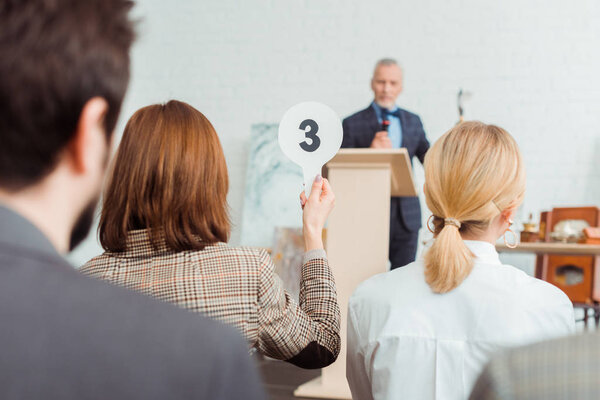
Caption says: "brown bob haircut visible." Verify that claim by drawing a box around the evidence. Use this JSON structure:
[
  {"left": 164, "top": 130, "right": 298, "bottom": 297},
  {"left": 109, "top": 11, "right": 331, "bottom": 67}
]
[{"left": 99, "top": 100, "right": 231, "bottom": 252}]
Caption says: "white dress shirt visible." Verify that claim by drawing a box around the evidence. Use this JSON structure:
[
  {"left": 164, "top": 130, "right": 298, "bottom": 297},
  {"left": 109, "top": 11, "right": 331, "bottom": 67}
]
[{"left": 347, "top": 240, "right": 575, "bottom": 400}]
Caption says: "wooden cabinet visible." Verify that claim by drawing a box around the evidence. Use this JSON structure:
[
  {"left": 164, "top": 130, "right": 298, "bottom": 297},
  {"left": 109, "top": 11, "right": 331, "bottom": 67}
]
[{"left": 536, "top": 207, "right": 600, "bottom": 304}]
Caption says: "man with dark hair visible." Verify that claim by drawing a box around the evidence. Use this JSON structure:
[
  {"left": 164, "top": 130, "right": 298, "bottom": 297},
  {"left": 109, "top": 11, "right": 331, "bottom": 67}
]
[
  {"left": 0, "top": 1, "right": 265, "bottom": 398},
  {"left": 342, "top": 59, "right": 430, "bottom": 269}
]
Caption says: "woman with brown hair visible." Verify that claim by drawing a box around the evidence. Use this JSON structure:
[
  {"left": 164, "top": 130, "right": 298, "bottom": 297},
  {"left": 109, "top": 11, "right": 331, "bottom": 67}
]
[
  {"left": 80, "top": 100, "right": 340, "bottom": 369},
  {"left": 346, "top": 121, "right": 574, "bottom": 400}
]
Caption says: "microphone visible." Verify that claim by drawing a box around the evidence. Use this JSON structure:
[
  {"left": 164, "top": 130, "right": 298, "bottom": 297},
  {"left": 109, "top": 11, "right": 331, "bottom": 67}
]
[{"left": 381, "top": 118, "right": 391, "bottom": 132}]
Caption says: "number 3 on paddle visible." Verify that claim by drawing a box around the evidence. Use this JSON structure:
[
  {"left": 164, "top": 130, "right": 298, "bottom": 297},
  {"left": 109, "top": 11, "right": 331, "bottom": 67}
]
[
  {"left": 278, "top": 102, "right": 342, "bottom": 196},
  {"left": 298, "top": 119, "right": 321, "bottom": 152}
]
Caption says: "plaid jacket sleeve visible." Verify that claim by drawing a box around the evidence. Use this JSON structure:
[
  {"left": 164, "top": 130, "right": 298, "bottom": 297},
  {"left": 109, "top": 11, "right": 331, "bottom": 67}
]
[{"left": 256, "top": 248, "right": 340, "bottom": 368}]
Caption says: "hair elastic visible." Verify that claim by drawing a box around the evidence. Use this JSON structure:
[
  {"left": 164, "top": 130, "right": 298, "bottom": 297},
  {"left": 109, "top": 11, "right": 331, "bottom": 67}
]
[{"left": 444, "top": 218, "right": 461, "bottom": 229}]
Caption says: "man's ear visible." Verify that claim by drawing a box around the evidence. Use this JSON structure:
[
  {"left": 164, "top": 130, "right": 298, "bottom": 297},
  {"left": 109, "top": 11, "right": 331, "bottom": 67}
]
[{"left": 68, "top": 97, "right": 109, "bottom": 174}]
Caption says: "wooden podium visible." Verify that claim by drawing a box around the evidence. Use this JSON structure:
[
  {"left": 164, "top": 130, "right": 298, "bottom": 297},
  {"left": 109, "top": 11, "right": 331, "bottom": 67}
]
[{"left": 294, "top": 149, "right": 417, "bottom": 399}]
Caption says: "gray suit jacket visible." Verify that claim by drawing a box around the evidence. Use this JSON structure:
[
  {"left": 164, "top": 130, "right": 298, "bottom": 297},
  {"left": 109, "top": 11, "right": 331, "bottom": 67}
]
[
  {"left": 0, "top": 205, "right": 265, "bottom": 399},
  {"left": 470, "top": 332, "right": 600, "bottom": 400}
]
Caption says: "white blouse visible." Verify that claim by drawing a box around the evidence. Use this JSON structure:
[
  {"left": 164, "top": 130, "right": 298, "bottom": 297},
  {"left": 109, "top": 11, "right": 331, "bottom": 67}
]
[{"left": 347, "top": 240, "right": 575, "bottom": 400}]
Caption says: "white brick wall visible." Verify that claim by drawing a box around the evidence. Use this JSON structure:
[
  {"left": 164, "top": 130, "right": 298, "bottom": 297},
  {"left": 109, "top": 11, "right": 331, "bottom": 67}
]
[{"left": 69, "top": 0, "right": 600, "bottom": 269}]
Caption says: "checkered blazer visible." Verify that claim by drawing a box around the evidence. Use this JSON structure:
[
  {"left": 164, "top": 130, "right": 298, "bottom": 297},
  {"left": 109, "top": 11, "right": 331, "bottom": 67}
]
[
  {"left": 80, "top": 229, "right": 340, "bottom": 368},
  {"left": 470, "top": 332, "right": 600, "bottom": 400}
]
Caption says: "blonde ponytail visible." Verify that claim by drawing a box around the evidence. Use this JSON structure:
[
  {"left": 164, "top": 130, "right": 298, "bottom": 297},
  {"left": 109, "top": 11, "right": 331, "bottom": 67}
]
[
  {"left": 424, "top": 219, "right": 473, "bottom": 293},
  {"left": 423, "top": 122, "right": 525, "bottom": 293}
]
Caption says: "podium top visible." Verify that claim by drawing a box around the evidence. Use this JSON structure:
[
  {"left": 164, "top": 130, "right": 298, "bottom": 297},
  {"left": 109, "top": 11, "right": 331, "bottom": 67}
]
[{"left": 325, "top": 148, "right": 417, "bottom": 197}]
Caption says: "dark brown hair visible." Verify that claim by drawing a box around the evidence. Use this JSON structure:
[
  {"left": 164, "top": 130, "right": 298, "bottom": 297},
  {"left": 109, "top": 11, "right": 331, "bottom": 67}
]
[
  {"left": 0, "top": 0, "right": 135, "bottom": 189},
  {"left": 99, "top": 100, "right": 231, "bottom": 252}
]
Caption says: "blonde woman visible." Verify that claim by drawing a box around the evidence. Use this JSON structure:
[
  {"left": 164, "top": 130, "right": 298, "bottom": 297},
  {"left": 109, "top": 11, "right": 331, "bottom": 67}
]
[{"left": 347, "top": 122, "right": 574, "bottom": 400}]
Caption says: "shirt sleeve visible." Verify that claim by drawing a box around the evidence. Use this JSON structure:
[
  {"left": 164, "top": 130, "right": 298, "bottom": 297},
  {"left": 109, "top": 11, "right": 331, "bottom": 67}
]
[
  {"left": 347, "top": 303, "right": 375, "bottom": 400},
  {"left": 535, "top": 287, "right": 576, "bottom": 338},
  {"left": 256, "top": 249, "right": 340, "bottom": 368},
  {"left": 551, "top": 295, "right": 576, "bottom": 335}
]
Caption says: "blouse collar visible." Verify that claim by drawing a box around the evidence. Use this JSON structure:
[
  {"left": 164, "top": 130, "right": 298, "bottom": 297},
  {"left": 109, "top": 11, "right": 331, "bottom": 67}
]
[{"left": 463, "top": 240, "right": 501, "bottom": 265}]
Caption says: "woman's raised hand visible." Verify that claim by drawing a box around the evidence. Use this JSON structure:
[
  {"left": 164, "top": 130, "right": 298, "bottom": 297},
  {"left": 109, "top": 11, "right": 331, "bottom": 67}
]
[{"left": 299, "top": 175, "right": 335, "bottom": 251}]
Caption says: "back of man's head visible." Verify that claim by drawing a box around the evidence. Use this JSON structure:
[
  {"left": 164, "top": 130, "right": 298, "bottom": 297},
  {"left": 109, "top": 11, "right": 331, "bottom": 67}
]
[{"left": 0, "top": 0, "right": 135, "bottom": 191}]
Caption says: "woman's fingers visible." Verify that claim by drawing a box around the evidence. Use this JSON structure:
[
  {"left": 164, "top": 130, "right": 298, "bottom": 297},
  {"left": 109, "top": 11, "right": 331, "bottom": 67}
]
[
  {"left": 307, "top": 175, "right": 324, "bottom": 202},
  {"left": 300, "top": 192, "right": 307, "bottom": 209},
  {"left": 320, "top": 178, "right": 335, "bottom": 203}
]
